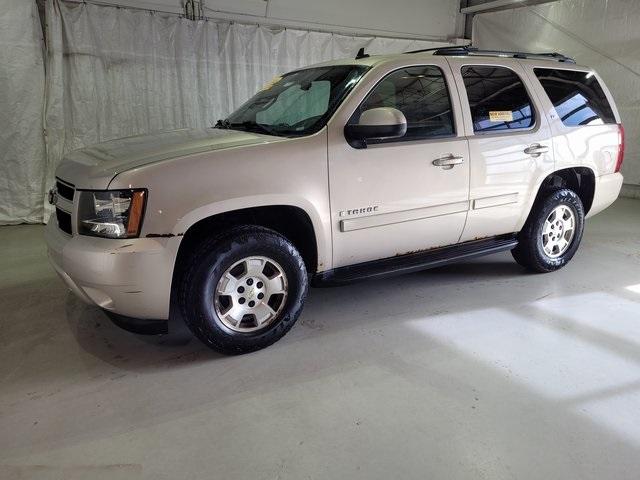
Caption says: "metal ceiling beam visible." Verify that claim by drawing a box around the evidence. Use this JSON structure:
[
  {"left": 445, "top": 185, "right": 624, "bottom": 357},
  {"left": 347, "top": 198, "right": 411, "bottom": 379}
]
[{"left": 461, "top": 0, "right": 560, "bottom": 15}]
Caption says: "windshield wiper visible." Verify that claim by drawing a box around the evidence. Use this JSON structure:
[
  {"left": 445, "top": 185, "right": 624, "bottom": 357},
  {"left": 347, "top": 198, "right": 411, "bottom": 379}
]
[{"left": 214, "top": 119, "right": 285, "bottom": 137}]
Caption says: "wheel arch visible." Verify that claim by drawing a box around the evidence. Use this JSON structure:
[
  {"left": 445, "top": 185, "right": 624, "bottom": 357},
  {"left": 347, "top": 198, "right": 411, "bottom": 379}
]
[
  {"left": 530, "top": 167, "right": 596, "bottom": 217},
  {"left": 542, "top": 167, "right": 595, "bottom": 212},
  {"left": 172, "top": 203, "right": 322, "bottom": 283}
]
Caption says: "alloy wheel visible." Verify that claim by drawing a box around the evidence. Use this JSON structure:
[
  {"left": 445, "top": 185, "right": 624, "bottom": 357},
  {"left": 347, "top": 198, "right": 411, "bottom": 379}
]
[
  {"left": 214, "top": 256, "right": 288, "bottom": 333},
  {"left": 541, "top": 205, "right": 576, "bottom": 258}
]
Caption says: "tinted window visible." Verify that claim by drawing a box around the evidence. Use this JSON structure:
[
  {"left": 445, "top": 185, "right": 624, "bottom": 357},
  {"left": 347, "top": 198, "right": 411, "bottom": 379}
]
[
  {"left": 353, "top": 66, "right": 455, "bottom": 142},
  {"left": 461, "top": 66, "right": 534, "bottom": 132},
  {"left": 534, "top": 68, "right": 616, "bottom": 126}
]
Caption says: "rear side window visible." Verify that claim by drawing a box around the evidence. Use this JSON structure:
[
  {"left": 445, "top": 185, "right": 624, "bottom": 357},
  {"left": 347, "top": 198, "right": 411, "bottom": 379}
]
[
  {"left": 461, "top": 66, "right": 535, "bottom": 133},
  {"left": 355, "top": 65, "right": 455, "bottom": 142},
  {"left": 534, "top": 68, "right": 616, "bottom": 126}
]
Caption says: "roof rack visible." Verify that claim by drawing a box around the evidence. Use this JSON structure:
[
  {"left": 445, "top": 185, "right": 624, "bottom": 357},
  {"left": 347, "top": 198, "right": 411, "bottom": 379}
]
[{"left": 406, "top": 45, "right": 576, "bottom": 64}]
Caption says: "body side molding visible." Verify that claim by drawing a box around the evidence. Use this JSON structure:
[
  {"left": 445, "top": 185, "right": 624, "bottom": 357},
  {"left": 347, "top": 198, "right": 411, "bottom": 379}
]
[
  {"left": 339, "top": 200, "right": 469, "bottom": 232},
  {"left": 473, "top": 193, "right": 519, "bottom": 210}
]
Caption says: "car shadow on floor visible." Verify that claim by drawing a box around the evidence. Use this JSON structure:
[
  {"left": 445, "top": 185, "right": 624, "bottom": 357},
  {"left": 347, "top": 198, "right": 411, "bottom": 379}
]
[
  {"left": 63, "top": 256, "right": 544, "bottom": 373},
  {"left": 64, "top": 296, "right": 223, "bottom": 370}
]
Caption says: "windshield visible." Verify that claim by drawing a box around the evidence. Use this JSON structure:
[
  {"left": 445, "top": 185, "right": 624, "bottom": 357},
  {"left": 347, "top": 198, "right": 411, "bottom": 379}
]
[{"left": 220, "top": 65, "right": 369, "bottom": 137}]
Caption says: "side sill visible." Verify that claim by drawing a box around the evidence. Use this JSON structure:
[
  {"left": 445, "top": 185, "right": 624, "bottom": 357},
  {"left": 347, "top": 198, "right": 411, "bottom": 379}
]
[{"left": 312, "top": 235, "right": 518, "bottom": 287}]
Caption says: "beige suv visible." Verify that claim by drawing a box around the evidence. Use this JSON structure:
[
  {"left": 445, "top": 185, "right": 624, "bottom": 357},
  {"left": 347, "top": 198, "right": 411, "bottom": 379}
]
[{"left": 45, "top": 46, "right": 624, "bottom": 354}]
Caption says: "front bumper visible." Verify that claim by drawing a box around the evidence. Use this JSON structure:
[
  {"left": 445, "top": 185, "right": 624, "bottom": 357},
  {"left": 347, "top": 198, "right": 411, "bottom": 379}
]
[
  {"left": 45, "top": 219, "right": 176, "bottom": 319},
  {"left": 587, "top": 172, "right": 624, "bottom": 218}
]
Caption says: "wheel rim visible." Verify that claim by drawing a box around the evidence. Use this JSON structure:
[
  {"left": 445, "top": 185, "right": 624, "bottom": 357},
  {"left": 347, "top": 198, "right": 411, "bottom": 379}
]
[
  {"left": 542, "top": 205, "right": 576, "bottom": 258},
  {"left": 214, "top": 256, "right": 288, "bottom": 333}
]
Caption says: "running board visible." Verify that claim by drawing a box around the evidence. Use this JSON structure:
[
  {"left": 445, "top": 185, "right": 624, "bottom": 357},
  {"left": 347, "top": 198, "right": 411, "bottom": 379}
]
[{"left": 312, "top": 235, "right": 518, "bottom": 287}]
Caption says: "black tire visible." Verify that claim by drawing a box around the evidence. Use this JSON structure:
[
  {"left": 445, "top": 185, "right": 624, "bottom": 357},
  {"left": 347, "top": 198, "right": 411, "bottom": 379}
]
[
  {"left": 178, "top": 226, "right": 308, "bottom": 355},
  {"left": 512, "top": 188, "right": 585, "bottom": 273}
]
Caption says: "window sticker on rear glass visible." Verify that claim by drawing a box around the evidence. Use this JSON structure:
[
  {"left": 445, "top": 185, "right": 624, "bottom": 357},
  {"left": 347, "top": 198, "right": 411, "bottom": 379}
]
[{"left": 489, "top": 111, "right": 514, "bottom": 122}]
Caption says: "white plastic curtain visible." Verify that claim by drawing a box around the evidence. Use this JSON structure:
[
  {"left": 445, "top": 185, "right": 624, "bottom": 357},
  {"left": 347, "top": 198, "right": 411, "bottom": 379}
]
[
  {"left": 0, "top": 0, "right": 46, "bottom": 224},
  {"left": 473, "top": 0, "right": 640, "bottom": 186},
  {"left": 39, "top": 0, "right": 447, "bottom": 221}
]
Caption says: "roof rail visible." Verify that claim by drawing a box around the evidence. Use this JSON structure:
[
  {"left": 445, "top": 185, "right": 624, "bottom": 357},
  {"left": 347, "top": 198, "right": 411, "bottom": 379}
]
[{"left": 406, "top": 45, "right": 576, "bottom": 64}]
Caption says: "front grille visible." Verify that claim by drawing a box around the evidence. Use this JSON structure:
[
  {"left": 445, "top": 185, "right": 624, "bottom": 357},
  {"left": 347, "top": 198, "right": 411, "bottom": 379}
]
[
  {"left": 54, "top": 178, "right": 74, "bottom": 235},
  {"left": 56, "top": 208, "right": 72, "bottom": 235},
  {"left": 56, "top": 179, "right": 75, "bottom": 201}
]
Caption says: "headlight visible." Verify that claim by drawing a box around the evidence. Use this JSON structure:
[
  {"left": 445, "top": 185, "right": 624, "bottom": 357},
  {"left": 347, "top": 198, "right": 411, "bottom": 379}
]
[{"left": 78, "top": 190, "right": 147, "bottom": 238}]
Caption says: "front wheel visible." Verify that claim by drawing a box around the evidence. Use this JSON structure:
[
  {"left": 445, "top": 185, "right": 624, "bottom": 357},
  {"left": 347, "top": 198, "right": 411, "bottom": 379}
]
[
  {"left": 178, "top": 226, "right": 308, "bottom": 355},
  {"left": 512, "top": 188, "right": 585, "bottom": 273}
]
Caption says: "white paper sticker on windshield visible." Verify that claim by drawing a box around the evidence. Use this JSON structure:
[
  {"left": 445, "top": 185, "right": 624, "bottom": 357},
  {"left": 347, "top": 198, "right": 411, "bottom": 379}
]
[{"left": 489, "top": 111, "right": 513, "bottom": 122}]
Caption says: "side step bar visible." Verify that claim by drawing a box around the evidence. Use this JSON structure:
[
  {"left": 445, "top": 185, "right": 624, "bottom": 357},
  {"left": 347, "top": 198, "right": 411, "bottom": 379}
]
[{"left": 312, "top": 235, "right": 518, "bottom": 287}]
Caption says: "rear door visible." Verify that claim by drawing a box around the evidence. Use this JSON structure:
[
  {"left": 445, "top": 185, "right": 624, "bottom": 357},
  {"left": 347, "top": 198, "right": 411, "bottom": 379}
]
[
  {"left": 447, "top": 58, "right": 554, "bottom": 242},
  {"left": 326, "top": 60, "right": 470, "bottom": 267}
]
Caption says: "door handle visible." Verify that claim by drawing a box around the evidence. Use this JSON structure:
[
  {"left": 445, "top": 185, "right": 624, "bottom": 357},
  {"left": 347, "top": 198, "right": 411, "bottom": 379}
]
[
  {"left": 433, "top": 155, "right": 464, "bottom": 168},
  {"left": 524, "top": 144, "right": 550, "bottom": 157}
]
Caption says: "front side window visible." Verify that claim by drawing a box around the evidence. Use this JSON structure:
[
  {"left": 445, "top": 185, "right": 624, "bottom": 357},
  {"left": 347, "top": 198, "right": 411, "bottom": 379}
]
[
  {"left": 222, "top": 65, "right": 369, "bottom": 137},
  {"left": 461, "top": 65, "right": 535, "bottom": 133},
  {"left": 351, "top": 65, "right": 455, "bottom": 142},
  {"left": 534, "top": 68, "right": 616, "bottom": 126}
]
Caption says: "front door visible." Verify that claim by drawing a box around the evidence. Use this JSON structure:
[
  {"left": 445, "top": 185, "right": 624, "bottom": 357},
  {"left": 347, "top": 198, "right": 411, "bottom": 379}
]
[{"left": 327, "top": 63, "right": 470, "bottom": 267}]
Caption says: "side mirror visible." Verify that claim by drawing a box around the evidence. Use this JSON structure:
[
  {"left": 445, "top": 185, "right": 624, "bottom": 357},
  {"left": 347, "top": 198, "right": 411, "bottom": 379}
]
[{"left": 345, "top": 107, "right": 407, "bottom": 148}]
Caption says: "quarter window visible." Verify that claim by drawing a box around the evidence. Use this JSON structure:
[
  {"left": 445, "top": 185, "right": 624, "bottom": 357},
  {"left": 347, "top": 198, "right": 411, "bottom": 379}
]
[
  {"left": 353, "top": 66, "right": 455, "bottom": 142},
  {"left": 461, "top": 66, "right": 535, "bottom": 133},
  {"left": 534, "top": 68, "right": 616, "bottom": 126}
]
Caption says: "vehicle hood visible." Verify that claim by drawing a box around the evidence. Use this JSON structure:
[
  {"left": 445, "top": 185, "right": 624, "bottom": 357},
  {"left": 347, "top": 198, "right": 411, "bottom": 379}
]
[{"left": 56, "top": 128, "right": 282, "bottom": 189}]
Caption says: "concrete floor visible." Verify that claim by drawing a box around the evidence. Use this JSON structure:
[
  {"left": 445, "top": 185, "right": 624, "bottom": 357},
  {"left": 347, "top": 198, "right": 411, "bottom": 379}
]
[{"left": 1, "top": 198, "right": 640, "bottom": 480}]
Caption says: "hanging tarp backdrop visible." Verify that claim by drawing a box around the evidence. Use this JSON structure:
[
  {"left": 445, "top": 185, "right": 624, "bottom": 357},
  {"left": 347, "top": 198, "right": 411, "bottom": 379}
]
[
  {"left": 39, "top": 0, "right": 446, "bottom": 222},
  {"left": 0, "top": 0, "right": 46, "bottom": 224},
  {"left": 473, "top": 0, "right": 640, "bottom": 189},
  {"left": 2, "top": 0, "right": 640, "bottom": 225}
]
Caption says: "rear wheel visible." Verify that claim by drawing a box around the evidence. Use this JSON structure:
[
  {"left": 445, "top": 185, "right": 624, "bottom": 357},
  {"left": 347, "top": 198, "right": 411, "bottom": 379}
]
[
  {"left": 178, "top": 226, "right": 308, "bottom": 354},
  {"left": 512, "top": 188, "right": 585, "bottom": 273}
]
